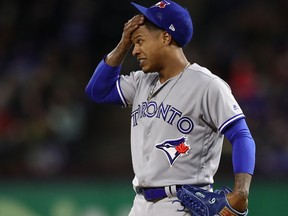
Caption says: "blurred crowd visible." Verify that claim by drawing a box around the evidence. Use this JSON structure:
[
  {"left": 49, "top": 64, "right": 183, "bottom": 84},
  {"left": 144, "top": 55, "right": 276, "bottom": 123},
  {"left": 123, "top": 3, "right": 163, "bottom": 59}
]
[{"left": 0, "top": 0, "right": 287, "bottom": 180}]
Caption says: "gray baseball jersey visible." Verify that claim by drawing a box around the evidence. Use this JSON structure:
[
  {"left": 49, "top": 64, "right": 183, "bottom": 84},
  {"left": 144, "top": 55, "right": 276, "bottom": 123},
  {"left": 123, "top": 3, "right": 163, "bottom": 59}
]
[{"left": 117, "top": 63, "right": 244, "bottom": 188}]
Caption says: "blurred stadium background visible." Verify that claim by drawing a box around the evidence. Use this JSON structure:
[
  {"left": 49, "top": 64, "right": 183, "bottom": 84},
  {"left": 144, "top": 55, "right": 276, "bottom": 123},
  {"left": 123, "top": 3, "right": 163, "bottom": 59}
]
[{"left": 0, "top": 0, "right": 287, "bottom": 215}]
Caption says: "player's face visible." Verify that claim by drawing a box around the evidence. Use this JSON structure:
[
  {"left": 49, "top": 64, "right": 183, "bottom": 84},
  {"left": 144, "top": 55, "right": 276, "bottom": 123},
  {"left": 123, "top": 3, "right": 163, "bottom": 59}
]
[{"left": 131, "top": 25, "right": 165, "bottom": 73}]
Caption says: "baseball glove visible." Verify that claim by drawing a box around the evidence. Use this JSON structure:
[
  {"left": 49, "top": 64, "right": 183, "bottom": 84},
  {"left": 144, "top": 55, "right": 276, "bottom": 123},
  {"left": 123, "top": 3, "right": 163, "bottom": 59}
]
[{"left": 176, "top": 185, "right": 248, "bottom": 216}]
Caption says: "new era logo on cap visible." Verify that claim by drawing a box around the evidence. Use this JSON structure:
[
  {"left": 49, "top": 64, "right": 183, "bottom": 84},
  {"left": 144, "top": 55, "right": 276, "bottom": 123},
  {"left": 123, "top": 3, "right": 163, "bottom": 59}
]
[
  {"left": 131, "top": 0, "right": 193, "bottom": 47},
  {"left": 169, "top": 24, "right": 175, "bottom": 32}
]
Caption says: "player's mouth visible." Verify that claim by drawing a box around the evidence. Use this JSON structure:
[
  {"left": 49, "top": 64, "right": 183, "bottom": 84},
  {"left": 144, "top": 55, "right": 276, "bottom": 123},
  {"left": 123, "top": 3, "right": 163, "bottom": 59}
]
[{"left": 138, "top": 58, "right": 146, "bottom": 67}]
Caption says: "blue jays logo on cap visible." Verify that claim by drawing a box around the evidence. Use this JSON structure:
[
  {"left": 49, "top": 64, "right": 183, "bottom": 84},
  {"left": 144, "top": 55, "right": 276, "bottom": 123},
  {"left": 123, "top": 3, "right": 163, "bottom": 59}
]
[
  {"left": 154, "top": 0, "right": 170, "bottom": 8},
  {"left": 156, "top": 137, "right": 190, "bottom": 166},
  {"left": 131, "top": 0, "right": 193, "bottom": 47}
]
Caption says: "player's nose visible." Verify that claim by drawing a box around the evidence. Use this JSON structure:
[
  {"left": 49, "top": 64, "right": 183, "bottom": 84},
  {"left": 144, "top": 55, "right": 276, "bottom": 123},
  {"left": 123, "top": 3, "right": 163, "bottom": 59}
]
[{"left": 132, "top": 44, "right": 141, "bottom": 56}]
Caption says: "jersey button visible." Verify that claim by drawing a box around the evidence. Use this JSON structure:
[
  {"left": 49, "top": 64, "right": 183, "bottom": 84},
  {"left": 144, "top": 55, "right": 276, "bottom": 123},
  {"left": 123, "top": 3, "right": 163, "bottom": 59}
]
[
  {"left": 146, "top": 155, "right": 150, "bottom": 161},
  {"left": 147, "top": 132, "right": 151, "bottom": 137}
]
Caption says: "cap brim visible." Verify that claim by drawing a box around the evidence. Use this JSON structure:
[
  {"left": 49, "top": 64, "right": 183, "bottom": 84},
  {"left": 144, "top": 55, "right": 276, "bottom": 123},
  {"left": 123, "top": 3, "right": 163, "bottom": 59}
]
[{"left": 130, "top": 2, "right": 160, "bottom": 28}]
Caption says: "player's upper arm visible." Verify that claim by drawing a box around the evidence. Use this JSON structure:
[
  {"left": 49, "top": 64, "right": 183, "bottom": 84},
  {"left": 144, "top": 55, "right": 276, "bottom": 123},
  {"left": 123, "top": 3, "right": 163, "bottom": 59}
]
[
  {"left": 118, "top": 70, "right": 144, "bottom": 107},
  {"left": 223, "top": 118, "right": 256, "bottom": 174},
  {"left": 201, "top": 78, "right": 245, "bottom": 132}
]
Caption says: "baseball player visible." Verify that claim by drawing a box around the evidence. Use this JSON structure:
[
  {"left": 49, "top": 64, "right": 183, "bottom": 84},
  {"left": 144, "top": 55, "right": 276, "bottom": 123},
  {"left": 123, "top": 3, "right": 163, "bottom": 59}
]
[{"left": 85, "top": 1, "right": 256, "bottom": 215}]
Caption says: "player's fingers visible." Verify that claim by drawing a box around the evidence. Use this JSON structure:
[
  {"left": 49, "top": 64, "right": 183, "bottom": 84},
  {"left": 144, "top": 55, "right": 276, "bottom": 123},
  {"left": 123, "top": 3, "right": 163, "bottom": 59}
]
[
  {"left": 122, "top": 15, "right": 143, "bottom": 39},
  {"left": 120, "top": 15, "right": 144, "bottom": 47},
  {"left": 124, "top": 15, "right": 144, "bottom": 29},
  {"left": 128, "top": 14, "right": 144, "bottom": 23}
]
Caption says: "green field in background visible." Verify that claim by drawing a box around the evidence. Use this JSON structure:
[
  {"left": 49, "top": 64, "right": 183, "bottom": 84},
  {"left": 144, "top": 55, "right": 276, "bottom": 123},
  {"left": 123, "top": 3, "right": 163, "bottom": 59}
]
[{"left": 0, "top": 180, "right": 286, "bottom": 216}]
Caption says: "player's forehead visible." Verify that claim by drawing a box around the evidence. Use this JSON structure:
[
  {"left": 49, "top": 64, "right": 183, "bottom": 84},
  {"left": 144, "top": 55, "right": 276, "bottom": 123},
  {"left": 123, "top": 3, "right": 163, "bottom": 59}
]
[
  {"left": 131, "top": 25, "right": 147, "bottom": 40},
  {"left": 131, "top": 25, "right": 159, "bottom": 42}
]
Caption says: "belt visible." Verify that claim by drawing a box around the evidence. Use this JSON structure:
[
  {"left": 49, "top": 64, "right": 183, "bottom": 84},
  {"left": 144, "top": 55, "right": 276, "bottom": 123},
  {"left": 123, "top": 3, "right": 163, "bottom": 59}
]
[{"left": 135, "top": 184, "right": 211, "bottom": 202}]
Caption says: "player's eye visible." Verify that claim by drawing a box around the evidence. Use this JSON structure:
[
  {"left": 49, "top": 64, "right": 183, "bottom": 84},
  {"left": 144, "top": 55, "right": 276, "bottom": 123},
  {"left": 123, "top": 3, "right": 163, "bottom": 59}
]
[{"left": 137, "top": 38, "right": 143, "bottom": 45}]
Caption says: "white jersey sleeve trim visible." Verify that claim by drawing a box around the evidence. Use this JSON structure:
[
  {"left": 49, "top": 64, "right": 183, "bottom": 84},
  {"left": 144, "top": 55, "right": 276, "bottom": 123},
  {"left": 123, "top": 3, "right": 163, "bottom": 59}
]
[
  {"left": 116, "top": 77, "right": 128, "bottom": 107},
  {"left": 219, "top": 113, "right": 245, "bottom": 133}
]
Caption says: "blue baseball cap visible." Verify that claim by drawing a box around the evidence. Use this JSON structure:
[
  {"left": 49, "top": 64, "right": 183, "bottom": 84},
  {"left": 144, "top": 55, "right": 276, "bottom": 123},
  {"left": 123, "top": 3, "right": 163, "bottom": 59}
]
[{"left": 131, "top": 0, "right": 193, "bottom": 47}]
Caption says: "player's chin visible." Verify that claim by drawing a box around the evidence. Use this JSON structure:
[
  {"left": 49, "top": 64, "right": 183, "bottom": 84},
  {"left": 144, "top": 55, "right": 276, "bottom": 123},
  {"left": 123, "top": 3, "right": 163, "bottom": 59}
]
[
  {"left": 140, "top": 61, "right": 155, "bottom": 73},
  {"left": 142, "top": 67, "right": 150, "bottom": 73},
  {"left": 141, "top": 64, "right": 153, "bottom": 73}
]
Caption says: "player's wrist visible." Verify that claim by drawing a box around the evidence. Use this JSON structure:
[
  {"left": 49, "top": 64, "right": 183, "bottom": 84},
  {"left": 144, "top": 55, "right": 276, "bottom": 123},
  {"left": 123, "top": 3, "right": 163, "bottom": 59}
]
[{"left": 227, "top": 191, "right": 248, "bottom": 213}]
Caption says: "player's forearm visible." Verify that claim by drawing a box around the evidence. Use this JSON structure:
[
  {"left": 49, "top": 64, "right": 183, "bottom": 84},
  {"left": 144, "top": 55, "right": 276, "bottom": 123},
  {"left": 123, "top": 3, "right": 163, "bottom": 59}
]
[
  {"left": 228, "top": 172, "right": 252, "bottom": 212},
  {"left": 105, "top": 42, "right": 131, "bottom": 67},
  {"left": 233, "top": 173, "right": 251, "bottom": 197},
  {"left": 85, "top": 59, "right": 122, "bottom": 104}
]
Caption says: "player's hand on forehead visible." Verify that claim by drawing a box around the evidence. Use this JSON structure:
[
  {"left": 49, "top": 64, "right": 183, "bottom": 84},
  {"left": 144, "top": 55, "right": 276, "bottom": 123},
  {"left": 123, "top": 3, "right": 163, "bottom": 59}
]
[
  {"left": 126, "top": 14, "right": 144, "bottom": 28},
  {"left": 120, "top": 15, "right": 144, "bottom": 48}
]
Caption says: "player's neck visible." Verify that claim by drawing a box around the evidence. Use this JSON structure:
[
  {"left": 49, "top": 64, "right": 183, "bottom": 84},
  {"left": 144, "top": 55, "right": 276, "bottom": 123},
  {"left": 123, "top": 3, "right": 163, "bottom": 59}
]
[
  {"left": 159, "top": 60, "right": 189, "bottom": 83},
  {"left": 158, "top": 49, "right": 189, "bottom": 83}
]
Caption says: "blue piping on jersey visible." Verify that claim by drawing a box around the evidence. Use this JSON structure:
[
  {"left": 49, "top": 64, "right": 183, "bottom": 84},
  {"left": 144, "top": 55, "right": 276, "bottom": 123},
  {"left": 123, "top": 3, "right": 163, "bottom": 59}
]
[
  {"left": 116, "top": 77, "right": 128, "bottom": 107},
  {"left": 219, "top": 113, "right": 245, "bottom": 133}
]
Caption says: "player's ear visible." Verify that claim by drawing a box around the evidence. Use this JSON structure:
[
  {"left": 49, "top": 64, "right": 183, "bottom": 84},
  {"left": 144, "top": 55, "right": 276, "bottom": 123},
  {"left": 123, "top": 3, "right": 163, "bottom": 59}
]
[{"left": 162, "top": 31, "right": 172, "bottom": 45}]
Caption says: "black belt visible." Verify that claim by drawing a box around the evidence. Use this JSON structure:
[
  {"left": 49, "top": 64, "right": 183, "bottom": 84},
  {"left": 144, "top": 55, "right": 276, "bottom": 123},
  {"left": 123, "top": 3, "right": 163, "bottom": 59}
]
[{"left": 135, "top": 184, "right": 211, "bottom": 202}]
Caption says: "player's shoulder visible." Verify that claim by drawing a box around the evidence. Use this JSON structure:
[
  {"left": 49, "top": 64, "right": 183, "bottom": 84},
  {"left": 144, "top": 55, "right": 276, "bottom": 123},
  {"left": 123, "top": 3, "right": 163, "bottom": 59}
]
[
  {"left": 123, "top": 70, "right": 158, "bottom": 87},
  {"left": 130, "top": 70, "right": 158, "bottom": 81},
  {"left": 187, "top": 63, "right": 231, "bottom": 89},
  {"left": 189, "top": 63, "right": 225, "bottom": 80},
  {"left": 188, "top": 63, "right": 218, "bottom": 79}
]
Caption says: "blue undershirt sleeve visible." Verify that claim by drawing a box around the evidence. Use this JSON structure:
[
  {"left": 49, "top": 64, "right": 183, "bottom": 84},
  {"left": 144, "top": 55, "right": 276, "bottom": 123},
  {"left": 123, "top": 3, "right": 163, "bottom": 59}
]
[
  {"left": 223, "top": 118, "right": 256, "bottom": 175},
  {"left": 85, "top": 58, "right": 125, "bottom": 105}
]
